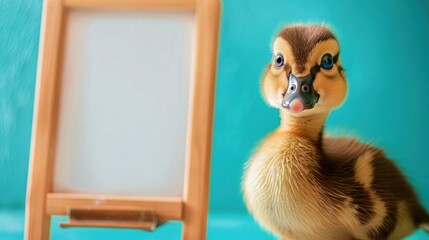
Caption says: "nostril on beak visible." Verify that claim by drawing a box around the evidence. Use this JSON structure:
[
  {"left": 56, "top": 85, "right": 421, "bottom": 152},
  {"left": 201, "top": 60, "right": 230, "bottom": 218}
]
[
  {"left": 302, "top": 84, "right": 309, "bottom": 93},
  {"left": 290, "top": 84, "right": 296, "bottom": 91}
]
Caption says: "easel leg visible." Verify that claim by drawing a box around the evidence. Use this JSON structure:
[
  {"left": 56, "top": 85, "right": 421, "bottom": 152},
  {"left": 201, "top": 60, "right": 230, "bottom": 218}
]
[
  {"left": 182, "top": 209, "right": 207, "bottom": 240},
  {"left": 25, "top": 214, "right": 51, "bottom": 240}
]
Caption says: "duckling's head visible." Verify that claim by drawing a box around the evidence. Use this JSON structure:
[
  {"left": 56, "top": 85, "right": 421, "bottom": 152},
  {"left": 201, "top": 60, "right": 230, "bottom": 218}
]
[{"left": 262, "top": 24, "right": 347, "bottom": 116}]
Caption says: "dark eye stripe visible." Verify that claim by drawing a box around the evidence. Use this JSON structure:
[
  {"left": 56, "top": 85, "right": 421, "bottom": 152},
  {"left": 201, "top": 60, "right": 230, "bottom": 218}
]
[
  {"left": 310, "top": 64, "right": 321, "bottom": 77},
  {"left": 333, "top": 52, "right": 340, "bottom": 63}
]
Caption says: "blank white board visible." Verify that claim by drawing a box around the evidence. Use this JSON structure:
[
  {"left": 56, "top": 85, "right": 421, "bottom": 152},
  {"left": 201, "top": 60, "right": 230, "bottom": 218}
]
[{"left": 53, "top": 10, "right": 195, "bottom": 197}]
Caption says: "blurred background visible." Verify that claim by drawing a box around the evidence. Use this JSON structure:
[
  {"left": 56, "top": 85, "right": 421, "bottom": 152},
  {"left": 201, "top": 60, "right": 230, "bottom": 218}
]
[{"left": 1, "top": 0, "right": 428, "bottom": 239}]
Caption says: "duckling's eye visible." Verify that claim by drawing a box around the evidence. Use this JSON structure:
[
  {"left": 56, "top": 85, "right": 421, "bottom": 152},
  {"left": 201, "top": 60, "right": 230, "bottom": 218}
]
[
  {"left": 320, "top": 53, "right": 334, "bottom": 70},
  {"left": 274, "top": 53, "right": 285, "bottom": 68}
]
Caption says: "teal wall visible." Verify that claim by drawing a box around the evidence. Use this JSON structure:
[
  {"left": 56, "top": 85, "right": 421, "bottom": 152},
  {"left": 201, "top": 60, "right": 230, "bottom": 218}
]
[
  {"left": 1, "top": 0, "right": 428, "bottom": 217},
  {"left": 0, "top": 0, "right": 42, "bottom": 208}
]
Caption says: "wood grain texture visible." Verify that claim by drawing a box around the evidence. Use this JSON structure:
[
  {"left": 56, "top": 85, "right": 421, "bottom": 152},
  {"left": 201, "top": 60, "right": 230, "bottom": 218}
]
[
  {"left": 46, "top": 193, "right": 183, "bottom": 221},
  {"left": 24, "top": 0, "right": 65, "bottom": 239},
  {"left": 59, "top": 207, "right": 158, "bottom": 230},
  {"left": 64, "top": 0, "right": 196, "bottom": 9},
  {"left": 60, "top": 220, "right": 157, "bottom": 230},
  {"left": 182, "top": 0, "right": 220, "bottom": 239}
]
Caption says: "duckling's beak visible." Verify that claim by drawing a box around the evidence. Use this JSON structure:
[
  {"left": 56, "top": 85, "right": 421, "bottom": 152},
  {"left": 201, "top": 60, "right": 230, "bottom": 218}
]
[{"left": 282, "top": 73, "right": 319, "bottom": 114}]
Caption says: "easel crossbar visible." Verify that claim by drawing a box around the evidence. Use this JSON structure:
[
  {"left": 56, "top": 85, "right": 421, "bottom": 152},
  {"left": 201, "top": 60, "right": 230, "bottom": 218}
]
[{"left": 46, "top": 193, "right": 183, "bottom": 221}]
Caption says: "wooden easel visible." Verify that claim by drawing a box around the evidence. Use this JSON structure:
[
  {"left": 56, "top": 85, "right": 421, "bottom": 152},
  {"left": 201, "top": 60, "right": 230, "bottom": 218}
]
[{"left": 24, "top": 0, "right": 220, "bottom": 239}]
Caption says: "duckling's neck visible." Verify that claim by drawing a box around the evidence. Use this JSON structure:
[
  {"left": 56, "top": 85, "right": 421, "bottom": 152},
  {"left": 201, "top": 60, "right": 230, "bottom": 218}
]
[{"left": 278, "top": 111, "right": 329, "bottom": 146}]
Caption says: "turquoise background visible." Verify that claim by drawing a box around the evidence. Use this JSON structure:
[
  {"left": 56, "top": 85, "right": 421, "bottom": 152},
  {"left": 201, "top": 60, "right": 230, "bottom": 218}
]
[{"left": 1, "top": 0, "right": 428, "bottom": 239}]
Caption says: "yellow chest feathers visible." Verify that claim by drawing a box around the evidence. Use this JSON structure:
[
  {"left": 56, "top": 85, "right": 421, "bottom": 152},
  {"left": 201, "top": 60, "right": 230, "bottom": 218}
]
[{"left": 242, "top": 133, "right": 336, "bottom": 231}]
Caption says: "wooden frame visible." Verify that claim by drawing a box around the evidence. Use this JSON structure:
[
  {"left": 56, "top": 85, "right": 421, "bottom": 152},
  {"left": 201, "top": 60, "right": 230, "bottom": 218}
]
[{"left": 24, "top": 0, "right": 220, "bottom": 239}]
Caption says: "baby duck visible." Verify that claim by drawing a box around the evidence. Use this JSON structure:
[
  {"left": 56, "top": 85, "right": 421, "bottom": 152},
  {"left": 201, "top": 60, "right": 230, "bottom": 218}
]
[{"left": 242, "top": 24, "right": 429, "bottom": 240}]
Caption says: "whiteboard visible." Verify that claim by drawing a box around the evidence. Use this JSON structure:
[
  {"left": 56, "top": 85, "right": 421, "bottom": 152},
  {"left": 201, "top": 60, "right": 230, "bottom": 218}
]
[{"left": 53, "top": 10, "right": 195, "bottom": 197}]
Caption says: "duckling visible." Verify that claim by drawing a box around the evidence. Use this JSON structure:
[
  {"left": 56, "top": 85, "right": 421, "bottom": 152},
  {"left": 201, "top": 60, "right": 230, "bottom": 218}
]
[{"left": 242, "top": 24, "right": 429, "bottom": 240}]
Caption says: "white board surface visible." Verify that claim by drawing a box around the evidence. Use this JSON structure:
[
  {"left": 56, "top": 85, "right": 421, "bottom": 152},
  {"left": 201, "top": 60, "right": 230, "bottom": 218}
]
[{"left": 53, "top": 10, "right": 195, "bottom": 197}]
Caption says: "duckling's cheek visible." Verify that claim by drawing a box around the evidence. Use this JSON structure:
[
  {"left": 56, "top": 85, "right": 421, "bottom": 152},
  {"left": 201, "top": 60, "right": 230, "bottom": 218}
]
[
  {"left": 262, "top": 71, "right": 288, "bottom": 108},
  {"left": 312, "top": 78, "right": 325, "bottom": 102},
  {"left": 313, "top": 76, "right": 347, "bottom": 109}
]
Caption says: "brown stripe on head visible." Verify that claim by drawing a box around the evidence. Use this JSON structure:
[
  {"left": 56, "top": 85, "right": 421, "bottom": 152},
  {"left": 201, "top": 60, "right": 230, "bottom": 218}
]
[{"left": 278, "top": 25, "right": 336, "bottom": 73}]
